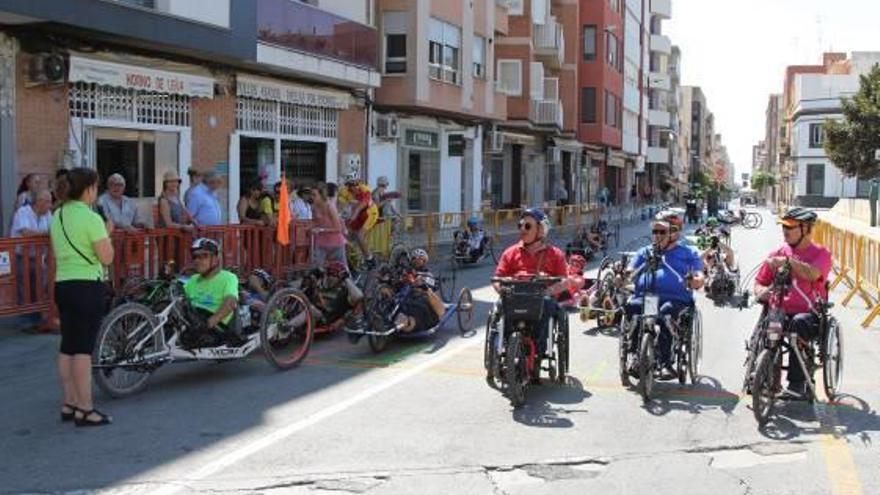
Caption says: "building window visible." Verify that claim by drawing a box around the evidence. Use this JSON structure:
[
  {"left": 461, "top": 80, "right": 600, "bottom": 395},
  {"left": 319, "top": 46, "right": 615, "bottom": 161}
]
[
  {"left": 809, "top": 123, "right": 824, "bottom": 148},
  {"left": 606, "top": 31, "right": 619, "bottom": 71},
  {"left": 429, "top": 18, "right": 461, "bottom": 85},
  {"left": 383, "top": 12, "right": 407, "bottom": 74},
  {"left": 807, "top": 163, "right": 825, "bottom": 195},
  {"left": 496, "top": 59, "right": 522, "bottom": 95},
  {"left": 605, "top": 90, "right": 619, "bottom": 127},
  {"left": 473, "top": 35, "right": 485, "bottom": 79},
  {"left": 582, "top": 25, "right": 596, "bottom": 61},
  {"left": 581, "top": 87, "right": 596, "bottom": 123},
  {"left": 609, "top": 0, "right": 619, "bottom": 13},
  {"left": 508, "top": 0, "right": 524, "bottom": 15}
]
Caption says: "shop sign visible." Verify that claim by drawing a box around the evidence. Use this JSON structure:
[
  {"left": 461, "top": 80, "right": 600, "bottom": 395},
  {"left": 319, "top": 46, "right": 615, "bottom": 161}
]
[
  {"left": 405, "top": 130, "right": 438, "bottom": 149},
  {"left": 237, "top": 75, "right": 349, "bottom": 109},
  {"left": 68, "top": 56, "right": 214, "bottom": 98}
]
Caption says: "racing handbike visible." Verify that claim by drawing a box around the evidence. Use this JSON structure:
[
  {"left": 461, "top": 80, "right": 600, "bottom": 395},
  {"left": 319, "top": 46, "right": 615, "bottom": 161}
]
[
  {"left": 451, "top": 230, "right": 497, "bottom": 267},
  {"left": 580, "top": 253, "right": 631, "bottom": 329}
]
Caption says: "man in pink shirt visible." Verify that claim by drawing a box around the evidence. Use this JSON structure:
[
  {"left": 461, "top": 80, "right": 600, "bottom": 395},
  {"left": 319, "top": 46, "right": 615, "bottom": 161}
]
[{"left": 753, "top": 207, "right": 832, "bottom": 397}]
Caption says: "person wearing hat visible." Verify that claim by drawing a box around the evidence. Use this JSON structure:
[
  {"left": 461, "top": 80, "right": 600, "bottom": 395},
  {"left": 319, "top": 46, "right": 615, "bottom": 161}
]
[
  {"left": 97, "top": 173, "right": 143, "bottom": 232},
  {"left": 157, "top": 170, "right": 195, "bottom": 232},
  {"left": 752, "top": 207, "right": 831, "bottom": 399}
]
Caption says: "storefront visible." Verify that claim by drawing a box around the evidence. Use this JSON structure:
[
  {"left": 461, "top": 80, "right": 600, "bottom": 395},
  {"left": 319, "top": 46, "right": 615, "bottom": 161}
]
[
  {"left": 67, "top": 53, "right": 215, "bottom": 223},
  {"left": 230, "top": 74, "right": 351, "bottom": 221}
]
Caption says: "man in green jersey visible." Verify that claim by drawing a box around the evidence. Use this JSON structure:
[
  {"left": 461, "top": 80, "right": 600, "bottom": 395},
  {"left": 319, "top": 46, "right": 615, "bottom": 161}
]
[{"left": 184, "top": 238, "right": 242, "bottom": 344}]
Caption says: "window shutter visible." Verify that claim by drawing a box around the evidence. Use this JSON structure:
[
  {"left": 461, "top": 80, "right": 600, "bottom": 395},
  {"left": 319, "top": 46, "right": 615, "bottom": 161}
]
[
  {"left": 497, "top": 59, "right": 521, "bottom": 95},
  {"left": 530, "top": 62, "right": 544, "bottom": 101},
  {"left": 544, "top": 77, "right": 559, "bottom": 100},
  {"left": 383, "top": 11, "right": 407, "bottom": 34}
]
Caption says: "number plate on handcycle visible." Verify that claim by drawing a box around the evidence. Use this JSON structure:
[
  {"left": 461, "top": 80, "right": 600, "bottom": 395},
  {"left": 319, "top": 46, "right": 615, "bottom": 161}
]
[{"left": 644, "top": 295, "right": 659, "bottom": 317}]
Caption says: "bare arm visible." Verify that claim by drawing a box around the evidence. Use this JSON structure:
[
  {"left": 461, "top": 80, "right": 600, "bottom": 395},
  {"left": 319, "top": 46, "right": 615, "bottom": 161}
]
[
  {"left": 93, "top": 237, "right": 114, "bottom": 266},
  {"left": 207, "top": 296, "right": 238, "bottom": 329}
]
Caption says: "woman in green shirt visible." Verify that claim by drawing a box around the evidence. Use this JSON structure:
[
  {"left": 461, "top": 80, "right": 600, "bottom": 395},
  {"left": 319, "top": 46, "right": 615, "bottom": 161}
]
[{"left": 49, "top": 168, "right": 115, "bottom": 427}]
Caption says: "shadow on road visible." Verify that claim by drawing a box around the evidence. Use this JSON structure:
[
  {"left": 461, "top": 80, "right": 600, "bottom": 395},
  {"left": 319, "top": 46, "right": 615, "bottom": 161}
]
[
  {"left": 642, "top": 375, "right": 739, "bottom": 416},
  {"left": 758, "top": 393, "right": 880, "bottom": 441},
  {"left": 512, "top": 376, "right": 592, "bottom": 428}
]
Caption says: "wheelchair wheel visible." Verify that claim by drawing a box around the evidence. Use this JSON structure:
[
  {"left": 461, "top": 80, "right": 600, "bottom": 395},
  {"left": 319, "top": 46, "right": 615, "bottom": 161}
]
[
  {"left": 638, "top": 332, "right": 655, "bottom": 402},
  {"left": 456, "top": 287, "right": 474, "bottom": 334},
  {"left": 366, "top": 285, "right": 395, "bottom": 354},
  {"left": 752, "top": 348, "right": 778, "bottom": 425},
  {"left": 484, "top": 313, "right": 501, "bottom": 388},
  {"left": 93, "top": 303, "right": 162, "bottom": 398},
  {"left": 688, "top": 310, "right": 702, "bottom": 385},
  {"left": 823, "top": 316, "right": 843, "bottom": 400},
  {"left": 618, "top": 316, "right": 634, "bottom": 387},
  {"left": 260, "top": 289, "right": 314, "bottom": 370},
  {"left": 553, "top": 314, "right": 569, "bottom": 384},
  {"left": 504, "top": 331, "right": 527, "bottom": 408}
]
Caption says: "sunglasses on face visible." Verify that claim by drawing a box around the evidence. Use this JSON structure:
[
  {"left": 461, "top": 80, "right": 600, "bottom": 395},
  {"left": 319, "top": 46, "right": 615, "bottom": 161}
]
[
  {"left": 782, "top": 224, "right": 799, "bottom": 231},
  {"left": 518, "top": 221, "right": 535, "bottom": 231},
  {"left": 193, "top": 253, "right": 212, "bottom": 260},
  {"left": 652, "top": 229, "right": 669, "bottom": 236}
]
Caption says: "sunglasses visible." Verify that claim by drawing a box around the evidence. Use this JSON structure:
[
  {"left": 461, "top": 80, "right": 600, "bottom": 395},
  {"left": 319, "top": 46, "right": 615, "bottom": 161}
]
[
  {"left": 782, "top": 224, "right": 799, "bottom": 231},
  {"left": 193, "top": 253, "right": 212, "bottom": 260},
  {"left": 652, "top": 229, "right": 669, "bottom": 235},
  {"left": 518, "top": 221, "right": 535, "bottom": 231}
]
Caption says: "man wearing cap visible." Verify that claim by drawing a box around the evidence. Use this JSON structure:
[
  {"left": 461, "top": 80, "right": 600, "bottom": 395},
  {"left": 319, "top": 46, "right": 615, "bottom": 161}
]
[
  {"left": 97, "top": 173, "right": 144, "bottom": 232},
  {"left": 186, "top": 170, "right": 223, "bottom": 227},
  {"left": 753, "top": 207, "right": 831, "bottom": 398}
]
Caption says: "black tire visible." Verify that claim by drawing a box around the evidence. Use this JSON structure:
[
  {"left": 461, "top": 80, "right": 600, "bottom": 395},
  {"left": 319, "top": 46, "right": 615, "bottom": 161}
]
[
  {"left": 823, "top": 317, "right": 843, "bottom": 400},
  {"left": 93, "top": 303, "right": 162, "bottom": 398},
  {"left": 456, "top": 287, "right": 474, "bottom": 334},
  {"left": 436, "top": 266, "right": 456, "bottom": 303},
  {"left": 555, "top": 315, "right": 569, "bottom": 384},
  {"left": 752, "top": 348, "right": 777, "bottom": 425},
  {"left": 618, "top": 316, "right": 634, "bottom": 387},
  {"left": 505, "top": 331, "right": 527, "bottom": 408},
  {"left": 260, "top": 289, "right": 313, "bottom": 370},
  {"left": 688, "top": 310, "right": 702, "bottom": 385},
  {"left": 366, "top": 285, "right": 395, "bottom": 354},
  {"left": 484, "top": 313, "right": 500, "bottom": 388},
  {"left": 638, "top": 331, "right": 655, "bottom": 402},
  {"left": 487, "top": 237, "right": 498, "bottom": 264}
]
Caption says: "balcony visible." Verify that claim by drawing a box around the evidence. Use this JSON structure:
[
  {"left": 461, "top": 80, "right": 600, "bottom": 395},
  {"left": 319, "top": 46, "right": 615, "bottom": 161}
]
[
  {"left": 650, "top": 34, "right": 672, "bottom": 55},
  {"left": 647, "top": 145, "right": 670, "bottom": 164},
  {"left": 533, "top": 18, "right": 564, "bottom": 69},
  {"left": 256, "top": 0, "right": 378, "bottom": 71},
  {"left": 649, "top": 72, "right": 670, "bottom": 91},
  {"left": 495, "top": 0, "right": 509, "bottom": 35},
  {"left": 649, "top": 109, "right": 671, "bottom": 127},
  {"left": 650, "top": 0, "right": 672, "bottom": 19},
  {"left": 530, "top": 99, "right": 563, "bottom": 128}
]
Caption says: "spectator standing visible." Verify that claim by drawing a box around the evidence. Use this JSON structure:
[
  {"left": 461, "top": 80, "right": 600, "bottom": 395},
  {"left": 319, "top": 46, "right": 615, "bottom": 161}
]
[
  {"left": 184, "top": 167, "right": 202, "bottom": 205},
  {"left": 291, "top": 186, "right": 313, "bottom": 221},
  {"left": 97, "top": 174, "right": 144, "bottom": 232},
  {"left": 260, "top": 181, "right": 282, "bottom": 226},
  {"left": 311, "top": 183, "right": 347, "bottom": 265},
  {"left": 49, "top": 167, "right": 114, "bottom": 426},
  {"left": 555, "top": 179, "right": 569, "bottom": 206},
  {"left": 186, "top": 170, "right": 223, "bottom": 227},
  {"left": 15, "top": 173, "right": 43, "bottom": 211},
  {"left": 157, "top": 170, "right": 195, "bottom": 231},
  {"left": 238, "top": 182, "right": 267, "bottom": 226},
  {"left": 53, "top": 169, "right": 69, "bottom": 208},
  {"left": 12, "top": 189, "right": 53, "bottom": 306}
]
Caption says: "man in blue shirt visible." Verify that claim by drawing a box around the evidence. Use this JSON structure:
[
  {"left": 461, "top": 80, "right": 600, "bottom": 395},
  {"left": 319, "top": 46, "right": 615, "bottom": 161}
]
[
  {"left": 623, "top": 210, "right": 704, "bottom": 379},
  {"left": 186, "top": 170, "right": 223, "bottom": 226}
]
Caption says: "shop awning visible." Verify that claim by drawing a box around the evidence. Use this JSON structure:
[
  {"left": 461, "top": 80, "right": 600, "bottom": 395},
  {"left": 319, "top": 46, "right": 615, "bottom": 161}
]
[
  {"left": 236, "top": 74, "right": 351, "bottom": 109},
  {"left": 68, "top": 52, "right": 215, "bottom": 98},
  {"left": 608, "top": 151, "right": 626, "bottom": 168},
  {"left": 500, "top": 131, "right": 537, "bottom": 146},
  {"left": 552, "top": 137, "right": 584, "bottom": 150}
]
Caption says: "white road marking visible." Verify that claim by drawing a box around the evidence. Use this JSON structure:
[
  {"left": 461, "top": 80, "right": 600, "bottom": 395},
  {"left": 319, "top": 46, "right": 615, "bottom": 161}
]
[{"left": 708, "top": 449, "right": 808, "bottom": 469}]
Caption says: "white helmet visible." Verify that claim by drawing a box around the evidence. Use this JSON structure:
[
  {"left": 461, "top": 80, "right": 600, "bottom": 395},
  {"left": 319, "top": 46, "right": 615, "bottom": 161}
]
[{"left": 411, "top": 248, "right": 428, "bottom": 263}]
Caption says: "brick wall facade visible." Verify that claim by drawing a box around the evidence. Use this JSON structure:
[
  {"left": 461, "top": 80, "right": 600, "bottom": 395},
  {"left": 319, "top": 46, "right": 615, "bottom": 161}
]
[
  {"left": 337, "top": 105, "right": 366, "bottom": 176},
  {"left": 191, "top": 94, "right": 235, "bottom": 172}
]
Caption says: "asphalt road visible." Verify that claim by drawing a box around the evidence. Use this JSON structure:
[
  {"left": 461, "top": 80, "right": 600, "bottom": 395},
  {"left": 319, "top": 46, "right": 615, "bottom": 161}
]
[{"left": 1, "top": 210, "right": 878, "bottom": 495}]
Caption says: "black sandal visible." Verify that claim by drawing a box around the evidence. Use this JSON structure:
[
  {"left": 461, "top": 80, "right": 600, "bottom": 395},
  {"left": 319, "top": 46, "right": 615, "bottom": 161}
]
[
  {"left": 74, "top": 409, "right": 113, "bottom": 427},
  {"left": 61, "top": 403, "right": 78, "bottom": 422}
]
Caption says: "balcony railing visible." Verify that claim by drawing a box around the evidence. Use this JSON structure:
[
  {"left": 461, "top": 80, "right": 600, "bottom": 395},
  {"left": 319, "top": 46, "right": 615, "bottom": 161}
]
[
  {"left": 533, "top": 19, "right": 564, "bottom": 68},
  {"left": 530, "top": 99, "right": 563, "bottom": 128},
  {"left": 257, "top": 0, "right": 378, "bottom": 70}
]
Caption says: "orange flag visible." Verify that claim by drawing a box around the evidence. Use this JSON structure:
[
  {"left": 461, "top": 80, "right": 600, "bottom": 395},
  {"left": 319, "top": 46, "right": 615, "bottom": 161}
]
[{"left": 276, "top": 177, "right": 291, "bottom": 245}]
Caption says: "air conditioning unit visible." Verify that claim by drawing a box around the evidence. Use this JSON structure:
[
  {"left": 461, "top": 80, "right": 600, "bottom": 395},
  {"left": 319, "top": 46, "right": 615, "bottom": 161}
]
[
  {"left": 488, "top": 130, "right": 505, "bottom": 153},
  {"left": 545, "top": 146, "right": 561, "bottom": 164},
  {"left": 375, "top": 114, "right": 400, "bottom": 139},
  {"left": 27, "top": 53, "right": 65, "bottom": 85}
]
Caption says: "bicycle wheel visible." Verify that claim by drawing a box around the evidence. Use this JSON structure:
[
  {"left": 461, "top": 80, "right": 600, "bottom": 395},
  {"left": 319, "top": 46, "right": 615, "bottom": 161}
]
[
  {"left": 752, "top": 348, "right": 778, "bottom": 425},
  {"left": 260, "top": 289, "right": 314, "bottom": 370},
  {"left": 93, "top": 303, "right": 162, "bottom": 398},
  {"left": 638, "top": 332, "right": 655, "bottom": 402},
  {"left": 618, "top": 317, "right": 634, "bottom": 387},
  {"left": 505, "top": 331, "right": 527, "bottom": 408},
  {"left": 456, "top": 287, "right": 474, "bottom": 334},
  {"left": 743, "top": 213, "right": 760, "bottom": 229},
  {"left": 436, "top": 266, "right": 456, "bottom": 303},
  {"left": 688, "top": 310, "right": 702, "bottom": 385},
  {"left": 554, "top": 315, "right": 569, "bottom": 384},
  {"left": 366, "top": 284, "right": 395, "bottom": 353},
  {"left": 823, "top": 317, "right": 844, "bottom": 400},
  {"left": 487, "top": 237, "right": 499, "bottom": 264}
]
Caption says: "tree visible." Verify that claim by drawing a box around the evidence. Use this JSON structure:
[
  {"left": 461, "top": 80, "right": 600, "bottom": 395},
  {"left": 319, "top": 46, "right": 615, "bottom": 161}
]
[
  {"left": 751, "top": 171, "right": 776, "bottom": 190},
  {"left": 824, "top": 64, "right": 880, "bottom": 178}
]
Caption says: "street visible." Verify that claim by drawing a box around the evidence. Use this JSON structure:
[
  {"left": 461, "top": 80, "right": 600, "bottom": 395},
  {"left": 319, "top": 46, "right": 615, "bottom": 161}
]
[{"left": 1, "top": 210, "right": 879, "bottom": 495}]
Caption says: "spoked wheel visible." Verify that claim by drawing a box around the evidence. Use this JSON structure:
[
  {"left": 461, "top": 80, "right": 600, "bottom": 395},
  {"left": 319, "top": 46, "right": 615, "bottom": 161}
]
[
  {"left": 743, "top": 212, "right": 761, "bottom": 229},
  {"left": 366, "top": 285, "right": 395, "bottom": 353},
  {"left": 436, "top": 265, "right": 456, "bottom": 303},
  {"left": 260, "top": 289, "right": 313, "bottom": 370},
  {"left": 553, "top": 315, "right": 569, "bottom": 384},
  {"left": 504, "top": 331, "right": 528, "bottom": 408},
  {"left": 618, "top": 317, "right": 634, "bottom": 387},
  {"left": 752, "top": 349, "right": 778, "bottom": 425},
  {"left": 93, "top": 303, "right": 163, "bottom": 398},
  {"left": 823, "top": 317, "right": 844, "bottom": 400},
  {"left": 456, "top": 287, "right": 474, "bottom": 334},
  {"left": 688, "top": 310, "right": 702, "bottom": 385},
  {"left": 638, "top": 332, "right": 656, "bottom": 402},
  {"left": 484, "top": 313, "right": 502, "bottom": 388}
]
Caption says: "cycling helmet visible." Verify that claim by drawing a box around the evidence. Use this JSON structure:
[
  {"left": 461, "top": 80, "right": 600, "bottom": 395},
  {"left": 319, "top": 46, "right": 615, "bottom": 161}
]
[
  {"left": 779, "top": 206, "right": 817, "bottom": 226},
  {"left": 190, "top": 237, "right": 219, "bottom": 256},
  {"left": 521, "top": 207, "right": 551, "bottom": 236},
  {"left": 325, "top": 261, "right": 348, "bottom": 279},
  {"left": 653, "top": 210, "right": 684, "bottom": 232},
  {"left": 411, "top": 248, "right": 429, "bottom": 263},
  {"left": 706, "top": 217, "right": 719, "bottom": 228},
  {"left": 467, "top": 216, "right": 479, "bottom": 228},
  {"left": 250, "top": 268, "right": 273, "bottom": 289}
]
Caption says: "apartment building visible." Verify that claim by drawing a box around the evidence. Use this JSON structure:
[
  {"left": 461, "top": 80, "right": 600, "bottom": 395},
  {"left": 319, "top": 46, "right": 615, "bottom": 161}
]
[
  {"left": 578, "top": 0, "right": 625, "bottom": 206},
  {"left": 645, "top": 0, "right": 672, "bottom": 201},
  {"left": 621, "top": 0, "right": 649, "bottom": 205},
  {"left": 761, "top": 94, "right": 782, "bottom": 203},
  {"left": 680, "top": 86, "right": 708, "bottom": 185},
  {"left": 667, "top": 45, "right": 686, "bottom": 199},
  {"left": 492, "top": 0, "right": 580, "bottom": 208},
  {"left": 0, "top": 0, "right": 381, "bottom": 231}
]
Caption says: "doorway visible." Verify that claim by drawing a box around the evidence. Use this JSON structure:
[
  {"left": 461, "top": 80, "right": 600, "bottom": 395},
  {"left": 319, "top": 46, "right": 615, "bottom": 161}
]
[
  {"left": 511, "top": 144, "right": 523, "bottom": 207},
  {"left": 281, "top": 140, "right": 326, "bottom": 189},
  {"left": 239, "top": 137, "right": 275, "bottom": 191}
]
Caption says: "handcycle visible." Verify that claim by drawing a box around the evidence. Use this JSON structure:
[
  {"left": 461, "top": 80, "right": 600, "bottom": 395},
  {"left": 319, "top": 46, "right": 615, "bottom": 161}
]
[
  {"left": 718, "top": 208, "right": 762, "bottom": 230},
  {"left": 484, "top": 276, "right": 569, "bottom": 408},
  {"left": 579, "top": 253, "right": 631, "bottom": 329},
  {"left": 451, "top": 230, "right": 497, "bottom": 267},
  {"left": 617, "top": 249, "right": 702, "bottom": 402},
  {"left": 702, "top": 236, "right": 740, "bottom": 303},
  {"left": 348, "top": 261, "right": 473, "bottom": 353},
  {"left": 92, "top": 271, "right": 314, "bottom": 398},
  {"left": 742, "top": 261, "right": 844, "bottom": 425},
  {"left": 565, "top": 222, "right": 620, "bottom": 261}
]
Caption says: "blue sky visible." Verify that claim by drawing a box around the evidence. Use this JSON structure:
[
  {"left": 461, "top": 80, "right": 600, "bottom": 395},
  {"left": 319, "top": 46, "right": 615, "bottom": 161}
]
[{"left": 666, "top": 0, "right": 880, "bottom": 178}]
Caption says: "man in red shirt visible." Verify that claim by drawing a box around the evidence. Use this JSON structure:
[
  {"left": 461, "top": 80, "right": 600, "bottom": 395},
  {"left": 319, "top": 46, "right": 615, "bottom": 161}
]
[
  {"left": 753, "top": 207, "right": 832, "bottom": 398},
  {"left": 494, "top": 208, "right": 571, "bottom": 362}
]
